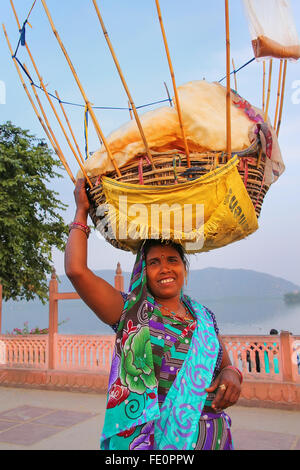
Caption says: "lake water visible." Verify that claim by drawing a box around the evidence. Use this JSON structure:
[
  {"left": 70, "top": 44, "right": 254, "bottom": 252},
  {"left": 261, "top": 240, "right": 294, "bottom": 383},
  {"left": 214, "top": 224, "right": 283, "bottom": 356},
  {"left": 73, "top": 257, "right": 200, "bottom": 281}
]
[{"left": 1, "top": 296, "right": 300, "bottom": 336}]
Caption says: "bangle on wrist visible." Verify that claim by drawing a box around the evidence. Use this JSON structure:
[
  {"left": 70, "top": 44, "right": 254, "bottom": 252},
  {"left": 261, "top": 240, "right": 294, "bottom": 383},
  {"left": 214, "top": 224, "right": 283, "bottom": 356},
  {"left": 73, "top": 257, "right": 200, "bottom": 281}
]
[
  {"left": 69, "top": 221, "right": 91, "bottom": 238},
  {"left": 222, "top": 365, "right": 243, "bottom": 383}
]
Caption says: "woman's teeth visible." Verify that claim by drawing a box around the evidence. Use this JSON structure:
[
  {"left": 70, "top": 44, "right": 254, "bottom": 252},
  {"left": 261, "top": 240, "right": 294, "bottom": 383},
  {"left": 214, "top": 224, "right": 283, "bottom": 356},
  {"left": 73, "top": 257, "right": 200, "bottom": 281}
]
[{"left": 159, "top": 278, "right": 174, "bottom": 284}]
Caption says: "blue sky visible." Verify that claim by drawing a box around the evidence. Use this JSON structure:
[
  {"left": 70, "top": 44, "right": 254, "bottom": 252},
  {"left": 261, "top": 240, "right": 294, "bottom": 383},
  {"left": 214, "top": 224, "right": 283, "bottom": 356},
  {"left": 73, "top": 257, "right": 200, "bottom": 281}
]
[{"left": 1, "top": 0, "right": 300, "bottom": 285}]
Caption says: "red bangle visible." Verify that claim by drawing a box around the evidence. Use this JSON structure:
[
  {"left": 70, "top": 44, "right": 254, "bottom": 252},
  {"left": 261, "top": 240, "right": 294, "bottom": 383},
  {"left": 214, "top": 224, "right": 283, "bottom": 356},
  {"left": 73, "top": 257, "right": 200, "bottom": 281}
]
[
  {"left": 223, "top": 366, "right": 243, "bottom": 383},
  {"left": 69, "top": 221, "right": 91, "bottom": 238},
  {"left": 72, "top": 221, "right": 89, "bottom": 230}
]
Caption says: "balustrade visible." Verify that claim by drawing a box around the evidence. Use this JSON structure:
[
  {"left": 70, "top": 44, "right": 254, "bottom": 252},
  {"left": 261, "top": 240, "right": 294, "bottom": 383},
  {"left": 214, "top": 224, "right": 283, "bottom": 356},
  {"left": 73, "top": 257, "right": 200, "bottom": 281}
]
[
  {"left": 0, "top": 271, "right": 299, "bottom": 407},
  {"left": 0, "top": 332, "right": 299, "bottom": 384},
  {"left": 54, "top": 334, "right": 115, "bottom": 372},
  {"left": 0, "top": 335, "right": 48, "bottom": 369}
]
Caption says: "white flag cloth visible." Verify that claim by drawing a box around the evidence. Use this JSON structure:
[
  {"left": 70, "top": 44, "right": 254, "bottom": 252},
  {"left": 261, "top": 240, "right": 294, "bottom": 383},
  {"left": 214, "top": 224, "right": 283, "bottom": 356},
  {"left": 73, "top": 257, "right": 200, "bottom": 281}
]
[{"left": 243, "top": 0, "right": 300, "bottom": 60}]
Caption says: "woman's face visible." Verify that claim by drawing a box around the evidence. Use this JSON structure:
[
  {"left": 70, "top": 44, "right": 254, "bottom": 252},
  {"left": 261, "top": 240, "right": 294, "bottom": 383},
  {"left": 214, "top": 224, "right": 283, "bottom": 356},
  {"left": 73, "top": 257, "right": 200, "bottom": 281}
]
[{"left": 145, "top": 245, "right": 186, "bottom": 300}]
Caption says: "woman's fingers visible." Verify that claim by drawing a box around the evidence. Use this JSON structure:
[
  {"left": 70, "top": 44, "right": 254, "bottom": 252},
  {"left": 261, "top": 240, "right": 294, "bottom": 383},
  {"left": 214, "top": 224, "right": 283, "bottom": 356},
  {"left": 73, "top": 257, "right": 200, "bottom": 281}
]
[
  {"left": 212, "top": 383, "right": 240, "bottom": 411},
  {"left": 205, "top": 378, "right": 220, "bottom": 393},
  {"left": 74, "top": 178, "right": 90, "bottom": 212},
  {"left": 211, "top": 383, "right": 227, "bottom": 410},
  {"left": 219, "top": 387, "right": 238, "bottom": 410},
  {"left": 210, "top": 368, "right": 242, "bottom": 411}
]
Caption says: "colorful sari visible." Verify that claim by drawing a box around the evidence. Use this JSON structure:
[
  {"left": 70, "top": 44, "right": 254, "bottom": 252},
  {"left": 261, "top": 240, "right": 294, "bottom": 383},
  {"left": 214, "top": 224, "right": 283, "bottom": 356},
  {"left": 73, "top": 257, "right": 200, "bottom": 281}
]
[{"left": 100, "top": 247, "right": 233, "bottom": 450}]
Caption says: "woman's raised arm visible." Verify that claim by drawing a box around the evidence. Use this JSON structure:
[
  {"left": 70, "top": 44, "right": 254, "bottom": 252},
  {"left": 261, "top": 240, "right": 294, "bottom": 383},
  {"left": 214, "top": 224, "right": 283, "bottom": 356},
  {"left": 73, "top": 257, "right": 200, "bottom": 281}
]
[{"left": 64, "top": 179, "right": 124, "bottom": 326}]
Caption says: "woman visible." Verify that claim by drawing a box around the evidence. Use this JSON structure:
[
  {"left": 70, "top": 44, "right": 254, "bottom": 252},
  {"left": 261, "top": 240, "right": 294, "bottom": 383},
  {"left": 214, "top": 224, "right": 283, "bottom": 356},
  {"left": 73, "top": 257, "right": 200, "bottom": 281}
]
[{"left": 65, "top": 179, "right": 242, "bottom": 451}]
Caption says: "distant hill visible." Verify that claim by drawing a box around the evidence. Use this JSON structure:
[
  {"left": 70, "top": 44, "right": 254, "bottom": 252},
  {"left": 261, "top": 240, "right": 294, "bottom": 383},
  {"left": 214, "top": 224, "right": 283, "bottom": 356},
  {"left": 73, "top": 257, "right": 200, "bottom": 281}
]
[
  {"left": 184, "top": 268, "right": 299, "bottom": 300},
  {"left": 56, "top": 267, "right": 298, "bottom": 300},
  {"left": 2, "top": 268, "right": 299, "bottom": 335}
]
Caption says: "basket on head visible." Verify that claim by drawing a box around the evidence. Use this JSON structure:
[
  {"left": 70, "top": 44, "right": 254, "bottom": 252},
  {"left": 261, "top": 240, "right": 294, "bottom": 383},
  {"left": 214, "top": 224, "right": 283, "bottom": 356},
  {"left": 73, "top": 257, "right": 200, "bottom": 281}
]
[
  {"left": 87, "top": 138, "right": 270, "bottom": 253},
  {"left": 82, "top": 82, "right": 284, "bottom": 254}
]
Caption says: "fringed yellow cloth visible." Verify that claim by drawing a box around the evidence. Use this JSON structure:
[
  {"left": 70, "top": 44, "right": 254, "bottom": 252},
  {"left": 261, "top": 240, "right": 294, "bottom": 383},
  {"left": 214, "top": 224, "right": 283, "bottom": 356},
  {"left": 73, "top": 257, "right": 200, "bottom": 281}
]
[{"left": 99, "top": 155, "right": 258, "bottom": 254}]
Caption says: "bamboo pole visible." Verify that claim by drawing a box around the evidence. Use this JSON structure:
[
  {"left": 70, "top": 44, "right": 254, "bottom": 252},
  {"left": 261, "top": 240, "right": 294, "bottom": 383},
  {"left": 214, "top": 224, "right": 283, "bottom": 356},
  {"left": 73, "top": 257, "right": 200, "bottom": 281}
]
[
  {"left": 39, "top": 76, "right": 93, "bottom": 186},
  {"left": 225, "top": 0, "right": 232, "bottom": 162},
  {"left": 274, "top": 60, "right": 283, "bottom": 129},
  {"left": 155, "top": 0, "right": 191, "bottom": 168},
  {"left": 257, "top": 60, "right": 273, "bottom": 169},
  {"left": 164, "top": 81, "right": 173, "bottom": 107},
  {"left": 262, "top": 60, "right": 266, "bottom": 112},
  {"left": 128, "top": 101, "right": 133, "bottom": 120},
  {"left": 276, "top": 60, "right": 287, "bottom": 137},
  {"left": 84, "top": 104, "right": 89, "bottom": 160},
  {"left": 10, "top": 0, "right": 37, "bottom": 27},
  {"left": 2, "top": 24, "right": 75, "bottom": 183},
  {"left": 40, "top": 0, "right": 121, "bottom": 177},
  {"left": 232, "top": 58, "right": 237, "bottom": 92},
  {"left": 264, "top": 59, "right": 273, "bottom": 122},
  {"left": 92, "top": 0, "right": 155, "bottom": 170},
  {"left": 55, "top": 90, "right": 85, "bottom": 164},
  {"left": 10, "top": 0, "right": 91, "bottom": 185},
  {"left": 32, "top": 70, "right": 92, "bottom": 185},
  {"left": 26, "top": 0, "right": 37, "bottom": 22},
  {"left": 22, "top": 62, "right": 76, "bottom": 184},
  {"left": 10, "top": 0, "right": 44, "bottom": 93}
]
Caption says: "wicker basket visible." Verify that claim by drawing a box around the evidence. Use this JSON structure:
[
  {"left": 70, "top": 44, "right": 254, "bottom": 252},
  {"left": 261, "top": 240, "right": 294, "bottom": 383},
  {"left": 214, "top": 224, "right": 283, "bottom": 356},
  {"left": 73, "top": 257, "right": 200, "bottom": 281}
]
[{"left": 87, "top": 137, "right": 269, "bottom": 251}]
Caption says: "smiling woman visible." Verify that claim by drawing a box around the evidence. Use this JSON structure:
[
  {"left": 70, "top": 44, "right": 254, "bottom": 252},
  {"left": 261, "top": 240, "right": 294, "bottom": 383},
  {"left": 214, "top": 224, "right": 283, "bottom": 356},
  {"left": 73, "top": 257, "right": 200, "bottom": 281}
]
[{"left": 65, "top": 179, "right": 243, "bottom": 451}]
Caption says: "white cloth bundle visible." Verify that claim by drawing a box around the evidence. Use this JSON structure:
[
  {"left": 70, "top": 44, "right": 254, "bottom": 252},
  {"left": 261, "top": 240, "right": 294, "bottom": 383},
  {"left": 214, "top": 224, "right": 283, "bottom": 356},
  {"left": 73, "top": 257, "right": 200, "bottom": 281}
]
[{"left": 80, "top": 81, "right": 254, "bottom": 179}]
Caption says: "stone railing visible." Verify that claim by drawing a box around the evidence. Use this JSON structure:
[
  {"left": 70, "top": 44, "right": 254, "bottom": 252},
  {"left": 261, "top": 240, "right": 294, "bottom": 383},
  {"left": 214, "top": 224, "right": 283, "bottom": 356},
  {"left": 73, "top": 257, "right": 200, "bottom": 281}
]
[
  {"left": 1, "top": 274, "right": 299, "bottom": 407},
  {"left": 0, "top": 333, "right": 115, "bottom": 394},
  {"left": 54, "top": 334, "right": 115, "bottom": 371},
  {"left": 0, "top": 335, "right": 49, "bottom": 369},
  {"left": 1, "top": 332, "right": 299, "bottom": 380},
  {"left": 0, "top": 334, "right": 115, "bottom": 372},
  {"left": 0, "top": 331, "right": 299, "bottom": 408},
  {"left": 222, "top": 333, "right": 300, "bottom": 409},
  {"left": 222, "top": 333, "right": 300, "bottom": 383}
]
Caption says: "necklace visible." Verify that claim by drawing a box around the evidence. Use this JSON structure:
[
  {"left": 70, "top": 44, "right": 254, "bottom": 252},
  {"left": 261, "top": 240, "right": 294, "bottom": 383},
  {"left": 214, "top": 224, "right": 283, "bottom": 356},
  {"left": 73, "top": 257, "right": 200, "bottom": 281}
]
[{"left": 157, "top": 301, "right": 193, "bottom": 322}]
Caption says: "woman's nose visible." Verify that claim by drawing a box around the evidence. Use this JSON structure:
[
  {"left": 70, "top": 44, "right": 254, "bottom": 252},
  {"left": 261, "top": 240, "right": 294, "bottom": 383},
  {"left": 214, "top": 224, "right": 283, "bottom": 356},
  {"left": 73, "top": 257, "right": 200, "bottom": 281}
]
[{"left": 159, "top": 258, "right": 171, "bottom": 272}]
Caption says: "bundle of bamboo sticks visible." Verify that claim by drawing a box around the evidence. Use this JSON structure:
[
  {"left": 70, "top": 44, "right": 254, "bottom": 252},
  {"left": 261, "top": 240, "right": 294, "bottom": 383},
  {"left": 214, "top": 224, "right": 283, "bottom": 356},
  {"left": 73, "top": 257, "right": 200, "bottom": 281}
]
[
  {"left": 255, "top": 57, "right": 287, "bottom": 169},
  {"left": 2, "top": 0, "right": 194, "bottom": 187},
  {"left": 2, "top": 0, "right": 288, "bottom": 190},
  {"left": 262, "top": 58, "right": 287, "bottom": 134}
]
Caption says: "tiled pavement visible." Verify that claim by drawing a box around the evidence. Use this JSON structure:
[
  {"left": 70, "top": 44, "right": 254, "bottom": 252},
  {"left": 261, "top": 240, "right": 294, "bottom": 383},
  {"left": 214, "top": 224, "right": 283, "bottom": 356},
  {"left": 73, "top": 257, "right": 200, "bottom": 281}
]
[
  {"left": 0, "top": 405, "right": 98, "bottom": 446},
  {"left": 0, "top": 386, "right": 299, "bottom": 450},
  {"left": 0, "top": 387, "right": 106, "bottom": 450}
]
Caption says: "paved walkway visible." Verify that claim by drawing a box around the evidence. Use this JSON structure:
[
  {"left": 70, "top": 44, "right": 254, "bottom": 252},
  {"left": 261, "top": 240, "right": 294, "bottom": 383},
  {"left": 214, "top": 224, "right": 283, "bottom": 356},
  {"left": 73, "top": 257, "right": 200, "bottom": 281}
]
[{"left": 0, "top": 386, "right": 299, "bottom": 450}]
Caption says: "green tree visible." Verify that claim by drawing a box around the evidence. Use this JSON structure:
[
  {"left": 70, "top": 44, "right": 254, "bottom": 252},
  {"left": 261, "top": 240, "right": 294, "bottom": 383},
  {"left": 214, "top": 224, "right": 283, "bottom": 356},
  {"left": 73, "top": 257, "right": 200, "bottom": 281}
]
[{"left": 0, "top": 121, "right": 68, "bottom": 302}]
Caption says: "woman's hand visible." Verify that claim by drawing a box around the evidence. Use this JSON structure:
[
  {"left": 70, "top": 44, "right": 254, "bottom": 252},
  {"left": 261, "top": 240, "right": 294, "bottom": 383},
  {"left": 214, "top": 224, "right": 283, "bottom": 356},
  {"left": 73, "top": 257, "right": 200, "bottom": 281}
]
[
  {"left": 74, "top": 178, "right": 90, "bottom": 216},
  {"left": 205, "top": 368, "right": 242, "bottom": 412}
]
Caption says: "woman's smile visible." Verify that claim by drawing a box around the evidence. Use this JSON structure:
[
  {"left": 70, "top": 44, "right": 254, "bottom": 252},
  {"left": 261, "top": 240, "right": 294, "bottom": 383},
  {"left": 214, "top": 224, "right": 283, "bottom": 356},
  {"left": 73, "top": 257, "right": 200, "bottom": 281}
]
[{"left": 158, "top": 277, "right": 176, "bottom": 285}]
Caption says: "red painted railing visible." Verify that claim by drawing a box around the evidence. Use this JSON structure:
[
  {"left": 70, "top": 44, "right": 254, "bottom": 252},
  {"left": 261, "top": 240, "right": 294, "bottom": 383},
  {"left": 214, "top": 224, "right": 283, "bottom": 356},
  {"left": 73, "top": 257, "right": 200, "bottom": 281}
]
[
  {"left": 222, "top": 334, "right": 300, "bottom": 383},
  {"left": 0, "top": 334, "right": 115, "bottom": 372},
  {"left": 0, "top": 335, "right": 48, "bottom": 369},
  {"left": 1, "top": 333, "right": 299, "bottom": 382}
]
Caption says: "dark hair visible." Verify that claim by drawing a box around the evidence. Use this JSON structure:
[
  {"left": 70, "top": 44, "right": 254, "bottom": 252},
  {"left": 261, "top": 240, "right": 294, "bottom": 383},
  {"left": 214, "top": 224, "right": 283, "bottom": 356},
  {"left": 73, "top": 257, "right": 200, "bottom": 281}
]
[
  {"left": 270, "top": 329, "right": 278, "bottom": 335},
  {"left": 142, "top": 239, "right": 189, "bottom": 271}
]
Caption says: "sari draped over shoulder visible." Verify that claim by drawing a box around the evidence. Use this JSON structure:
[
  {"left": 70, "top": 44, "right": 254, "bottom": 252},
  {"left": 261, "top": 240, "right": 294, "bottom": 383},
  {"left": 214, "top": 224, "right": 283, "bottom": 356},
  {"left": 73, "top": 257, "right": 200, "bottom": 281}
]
[{"left": 100, "top": 248, "right": 233, "bottom": 451}]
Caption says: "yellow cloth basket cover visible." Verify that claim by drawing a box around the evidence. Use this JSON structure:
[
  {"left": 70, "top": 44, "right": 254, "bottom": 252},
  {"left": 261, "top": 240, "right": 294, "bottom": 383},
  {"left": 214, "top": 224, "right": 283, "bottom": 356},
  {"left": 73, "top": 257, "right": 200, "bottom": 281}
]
[{"left": 99, "top": 155, "right": 258, "bottom": 254}]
